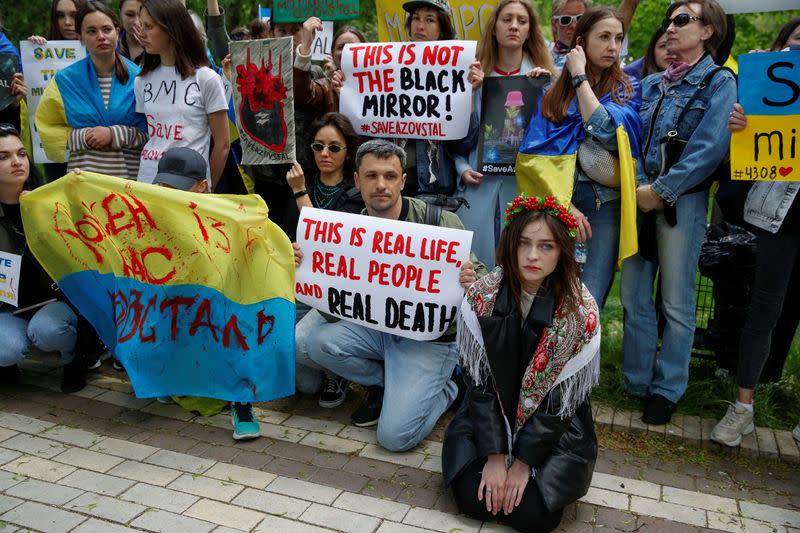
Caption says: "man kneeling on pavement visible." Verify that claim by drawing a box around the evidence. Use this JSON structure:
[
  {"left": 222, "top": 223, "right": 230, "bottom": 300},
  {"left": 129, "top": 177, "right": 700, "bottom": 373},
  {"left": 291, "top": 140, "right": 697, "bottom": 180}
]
[{"left": 294, "top": 139, "right": 486, "bottom": 452}]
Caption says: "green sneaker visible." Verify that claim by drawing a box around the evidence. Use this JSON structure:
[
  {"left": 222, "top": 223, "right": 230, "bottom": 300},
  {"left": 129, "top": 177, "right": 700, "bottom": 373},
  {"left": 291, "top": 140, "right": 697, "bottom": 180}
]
[{"left": 231, "top": 402, "right": 260, "bottom": 440}]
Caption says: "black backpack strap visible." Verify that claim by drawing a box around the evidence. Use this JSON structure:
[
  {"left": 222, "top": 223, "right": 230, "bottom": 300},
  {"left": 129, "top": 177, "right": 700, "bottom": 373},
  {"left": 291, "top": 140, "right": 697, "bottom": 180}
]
[{"left": 424, "top": 201, "right": 442, "bottom": 227}]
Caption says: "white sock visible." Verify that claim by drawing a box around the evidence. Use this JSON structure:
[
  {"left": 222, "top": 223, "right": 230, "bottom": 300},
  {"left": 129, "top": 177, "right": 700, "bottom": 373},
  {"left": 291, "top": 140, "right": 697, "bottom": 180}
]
[{"left": 735, "top": 400, "right": 754, "bottom": 412}]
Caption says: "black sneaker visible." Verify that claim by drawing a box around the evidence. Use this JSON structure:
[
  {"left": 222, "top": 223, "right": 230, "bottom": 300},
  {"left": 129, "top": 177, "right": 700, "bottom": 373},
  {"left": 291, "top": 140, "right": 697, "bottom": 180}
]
[
  {"left": 642, "top": 393, "right": 677, "bottom": 425},
  {"left": 351, "top": 386, "right": 383, "bottom": 427},
  {"left": 61, "top": 357, "right": 87, "bottom": 393},
  {"left": 0, "top": 365, "right": 21, "bottom": 386},
  {"left": 319, "top": 376, "right": 348, "bottom": 408},
  {"left": 112, "top": 358, "right": 125, "bottom": 371}
]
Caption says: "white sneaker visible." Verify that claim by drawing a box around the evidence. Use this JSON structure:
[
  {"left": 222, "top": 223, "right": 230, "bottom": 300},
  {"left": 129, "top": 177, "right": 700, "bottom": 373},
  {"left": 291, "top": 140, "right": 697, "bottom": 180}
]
[
  {"left": 710, "top": 404, "right": 755, "bottom": 447},
  {"left": 793, "top": 423, "right": 800, "bottom": 443}
]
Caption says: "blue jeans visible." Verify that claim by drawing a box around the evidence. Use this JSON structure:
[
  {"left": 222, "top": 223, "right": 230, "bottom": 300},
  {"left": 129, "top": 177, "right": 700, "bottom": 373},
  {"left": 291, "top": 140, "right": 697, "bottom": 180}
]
[
  {"left": 619, "top": 189, "right": 708, "bottom": 403},
  {"left": 572, "top": 181, "right": 620, "bottom": 309},
  {"left": 458, "top": 175, "right": 518, "bottom": 270},
  {"left": 295, "top": 309, "right": 328, "bottom": 395},
  {"left": 308, "top": 320, "right": 458, "bottom": 451},
  {"left": 0, "top": 301, "right": 78, "bottom": 366}
]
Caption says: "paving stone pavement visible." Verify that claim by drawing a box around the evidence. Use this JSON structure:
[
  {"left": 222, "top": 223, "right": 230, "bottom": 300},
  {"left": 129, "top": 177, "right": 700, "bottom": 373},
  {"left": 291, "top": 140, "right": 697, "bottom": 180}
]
[{"left": 0, "top": 357, "right": 797, "bottom": 532}]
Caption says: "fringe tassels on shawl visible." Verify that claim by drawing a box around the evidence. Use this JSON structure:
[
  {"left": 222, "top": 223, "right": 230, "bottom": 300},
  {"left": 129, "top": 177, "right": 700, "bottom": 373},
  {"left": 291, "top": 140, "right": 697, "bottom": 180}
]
[
  {"left": 543, "top": 329, "right": 601, "bottom": 419},
  {"left": 457, "top": 296, "right": 491, "bottom": 387}
]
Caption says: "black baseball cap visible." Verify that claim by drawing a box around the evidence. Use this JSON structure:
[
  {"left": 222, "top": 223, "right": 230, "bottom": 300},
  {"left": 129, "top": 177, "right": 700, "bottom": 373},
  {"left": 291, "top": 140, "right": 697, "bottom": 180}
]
[{"left": 153, "top": 147, "right": 208, "bottom": 191}]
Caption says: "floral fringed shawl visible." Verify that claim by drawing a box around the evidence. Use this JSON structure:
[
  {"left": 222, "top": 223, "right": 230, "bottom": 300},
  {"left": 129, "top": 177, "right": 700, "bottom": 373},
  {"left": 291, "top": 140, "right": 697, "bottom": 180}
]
[{"left": 457, "top": 268, "right": 601, "bottom": 442}]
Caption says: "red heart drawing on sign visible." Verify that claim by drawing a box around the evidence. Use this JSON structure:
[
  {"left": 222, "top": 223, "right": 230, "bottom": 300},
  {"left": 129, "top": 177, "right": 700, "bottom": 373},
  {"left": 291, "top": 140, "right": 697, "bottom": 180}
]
[{"left": 779, "top": 167, "right": 793, "bottom": 177}]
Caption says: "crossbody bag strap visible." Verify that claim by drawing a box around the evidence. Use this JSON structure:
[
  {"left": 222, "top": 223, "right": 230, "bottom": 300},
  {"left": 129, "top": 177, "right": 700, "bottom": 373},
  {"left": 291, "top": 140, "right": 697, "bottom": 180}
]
[{"left": 667, "top": 66, "right": 731, "bottom": 139}]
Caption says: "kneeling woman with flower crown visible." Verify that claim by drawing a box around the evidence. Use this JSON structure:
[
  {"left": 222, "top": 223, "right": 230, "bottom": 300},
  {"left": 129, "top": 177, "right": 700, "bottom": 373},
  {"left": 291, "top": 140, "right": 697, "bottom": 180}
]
[{"left": 443, "top": 195, "right": 600, "bottom": 532}]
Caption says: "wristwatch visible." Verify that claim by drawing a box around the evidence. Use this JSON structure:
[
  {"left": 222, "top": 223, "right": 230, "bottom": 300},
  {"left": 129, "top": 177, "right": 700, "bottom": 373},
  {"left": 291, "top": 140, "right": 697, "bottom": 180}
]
[
  {"left": 293, "top": 189, "right": 308, "bottom": 199},
  {"left": 571, "top": 74, "right": 588, "bottom": 88}
]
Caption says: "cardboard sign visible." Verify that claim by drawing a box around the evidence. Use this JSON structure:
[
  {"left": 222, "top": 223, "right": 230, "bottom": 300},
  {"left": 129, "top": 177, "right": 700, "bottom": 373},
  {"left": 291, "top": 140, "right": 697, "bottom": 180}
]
[
  {"left": 377, "top": 0, "right": 494, "bottom": 42},
  {"left": 477, "top": 75, "right": 548, "bottom": 176},
  {"left": 339, "top": 40, "right": 477, "bottom": 140},
  {"left": 20, "top": 40, "right": 86, "bottom": 164},
  {"left": 21, "top": 171, "right": 296, "bottom": 401},
  {"left": 731, "top": 51, "right": 799, "bottom": 181},
  {"left": 0, "top": 251, "right": 22, "bottom": 307},
  {"left": 230, "top": 37, "right": 296, "bottom": 165},
  {"left": 312, "top": 21, "right": 334, "bottom": 62},
  {"left": 0, "top": 53, "right": 18, "bottom": 112},
  {"left": 295, "top": 207, "right": 473, "bottom": 341},
  {"left": 716, "top": 0, "right": 799, "bottom": 13},
  {"left": 272, "top": 0, "right": 359, "bottom": 23}
]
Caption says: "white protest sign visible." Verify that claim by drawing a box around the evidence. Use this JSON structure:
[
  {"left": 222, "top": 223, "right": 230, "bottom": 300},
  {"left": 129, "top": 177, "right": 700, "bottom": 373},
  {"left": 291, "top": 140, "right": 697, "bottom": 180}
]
[
  {"left": 312, "top": 21, "right": 334, "bottom": 61},
  {"left": 339, "top": 40, "right": 477, "bottom": 140},
  {"left": 295, "top": 207, "right": 473, "bottom": 341},
  {"left": 716, "top": 0, "right": 798, "bottom": 13},
  {"left": 20, "top": 41, "right": 86, "bottom": 164},
  {"left": 0, "top": 251, "right": 22, "bottom": 307}
]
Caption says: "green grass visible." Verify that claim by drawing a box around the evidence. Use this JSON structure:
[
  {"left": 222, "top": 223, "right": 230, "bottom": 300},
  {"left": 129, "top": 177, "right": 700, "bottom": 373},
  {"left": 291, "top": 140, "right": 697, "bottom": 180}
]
[{"left": 596, "top": 274, "right": 800, "bottom": 430}]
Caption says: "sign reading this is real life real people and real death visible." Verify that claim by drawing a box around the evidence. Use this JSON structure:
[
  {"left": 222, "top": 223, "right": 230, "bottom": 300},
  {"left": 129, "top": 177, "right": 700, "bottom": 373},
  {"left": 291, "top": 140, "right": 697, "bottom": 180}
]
[
  {"left": 20, "top": 41, "right": 86, "bottom": 164},
  {"left": 21, "top": 172, "right": 296, "bottom": 402},
  {"left": 731, "top": 50, "right": 799, "bottom": 181},
  {"left": 339, "top": 40, "right": 477, "bottom": 140},
  {"left": 295, "top": 207, "right": 473, "bottom": 341}
]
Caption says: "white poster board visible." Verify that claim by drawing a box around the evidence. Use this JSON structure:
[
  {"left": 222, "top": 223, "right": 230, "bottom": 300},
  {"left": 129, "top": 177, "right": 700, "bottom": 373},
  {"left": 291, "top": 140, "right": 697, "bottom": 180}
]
[
  {"left": 312, "top": 21, "right": 334, "bottom": 61},
  {"left": 0, "top": 251, "right": 22, "bottom": 307},
  {"left": 20, "top": 40, "right": 86, "bottom": 164},
  {"left": 339, "top": 40, "right": 477, "bottom": 140},
  {"left": 295, "top": 207, "right": 473, "bottom": 340},
  {"left": 716, "top": 0, "right": 799, "bottom": 13}
]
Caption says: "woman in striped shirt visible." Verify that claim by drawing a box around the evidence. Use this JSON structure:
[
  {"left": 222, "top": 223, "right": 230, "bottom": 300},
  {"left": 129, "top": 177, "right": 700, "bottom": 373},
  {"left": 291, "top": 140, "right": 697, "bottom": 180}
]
[{"left": 35, "top": 1, "right": 147, "bottom": 181}]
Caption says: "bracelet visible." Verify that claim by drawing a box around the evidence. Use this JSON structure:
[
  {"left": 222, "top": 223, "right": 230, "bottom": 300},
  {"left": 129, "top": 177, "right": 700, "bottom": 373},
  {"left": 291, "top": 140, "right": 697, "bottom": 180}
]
[
  {"left": 571, "top": 74, "right": 588, "bottom": 89},
  {"left": 293, "top": 189, "right": 308, "bottom": 199}
]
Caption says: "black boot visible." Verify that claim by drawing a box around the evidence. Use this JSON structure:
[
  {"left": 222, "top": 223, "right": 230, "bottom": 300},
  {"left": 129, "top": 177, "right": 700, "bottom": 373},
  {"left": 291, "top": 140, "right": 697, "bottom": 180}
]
[
  {"left": 61, "top": 356, "right": 87, "bottom": 393},
  {"left": 0, "top": 365, "right": 21, "bottom": 386}
]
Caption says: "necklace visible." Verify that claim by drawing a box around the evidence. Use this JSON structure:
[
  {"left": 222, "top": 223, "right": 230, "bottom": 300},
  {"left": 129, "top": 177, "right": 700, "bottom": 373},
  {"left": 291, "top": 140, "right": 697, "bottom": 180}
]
[
  {"left": 494, "top": 66, "right": 521, "bottom": 76},
  {"left": 312, "top": 179, "right": 344, "bottom": 209}
]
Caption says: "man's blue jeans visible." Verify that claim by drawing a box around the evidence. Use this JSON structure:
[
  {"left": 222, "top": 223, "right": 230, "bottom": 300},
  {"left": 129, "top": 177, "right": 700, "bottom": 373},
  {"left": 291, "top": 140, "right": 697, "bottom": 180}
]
[
  {"left": 620, "top": 189, "right": 708, "bottom": 403},
  {"left": 0, "top": 301, "right": 77, "bottom": 366},
  {"left": 572, "top": 181, "right": 620, "bottom": 309},
  {"left": 308, "top": 320, "right": 458, "bottom": 452}
]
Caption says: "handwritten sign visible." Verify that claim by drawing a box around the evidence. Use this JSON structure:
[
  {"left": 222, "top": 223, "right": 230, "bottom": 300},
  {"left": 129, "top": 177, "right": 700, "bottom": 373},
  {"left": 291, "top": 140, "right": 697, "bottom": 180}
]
[
  {"left": 377, "top": 0, "right": 494, "bottom": 42},
  {"left": 731, "top": 51, "right": 799, "bottom": 181},
  {"left": 295, "top": 207, "right": 472, "bottom": 341},
  {"left": 312, "top": 21, "right": 334, "bottom": 62},
  {"left": 340, "top": 40, "right": 477, "bottom": 140},
  {"left": 21, "top": 171, "right": 296, "bottom": 401},
  {"left": 0, "top": 251, "right": 22, "bottom": 307},
  {"left": 20, "top": 40, "right": 86, "bottom": 164},
  {"left": 230, "top": 37, "right": 295, "bottom": 165},
  {"left": 478, "top": 75, "right": 548, "bottom": 176},
  {"left": 272, "top": 0, "right": 359, "bottom": 22},
  {"left": 0, "top": 53, "right": 18, "bottom": 112}
]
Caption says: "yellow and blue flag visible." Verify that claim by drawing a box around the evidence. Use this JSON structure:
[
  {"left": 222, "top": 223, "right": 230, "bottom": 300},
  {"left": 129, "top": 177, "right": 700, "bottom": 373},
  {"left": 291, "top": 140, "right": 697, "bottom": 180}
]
[
  {"left": 516, "top": 81, "right": 643, "bottom": 267},
  {"left": 21, "top": 172, "right": 296, "bottom": 402}
]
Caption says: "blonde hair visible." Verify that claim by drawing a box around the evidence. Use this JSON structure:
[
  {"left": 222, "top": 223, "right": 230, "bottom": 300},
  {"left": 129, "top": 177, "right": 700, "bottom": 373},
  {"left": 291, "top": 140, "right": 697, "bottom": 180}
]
[
  {"left": 552, "top": 0, "right": 592, "bottom": 17},
  {"left": 477, "top": 0, "right": 555, "bottom": 74}
]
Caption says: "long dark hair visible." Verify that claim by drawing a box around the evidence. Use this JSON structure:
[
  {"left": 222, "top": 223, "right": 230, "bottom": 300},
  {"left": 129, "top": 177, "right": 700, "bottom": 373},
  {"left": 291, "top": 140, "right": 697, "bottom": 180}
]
[
  {"left": 771, "top": 17, "right": 800, "bottom": 51},
  {"left": 541, "top": 6, "right": 633, "bottom": 124},
  {"left": 332, "top": 25, "right": 366, "bottom": 50},
  {"left": 405, "top": 5, "right": 455, "bottom": 40},
  {"left": 477, "top": 0, "right": 555, "bottom": 74},
  {"left": 48, "top": 0, "right": 87, "bottom": 40},
  {"left": 642, "top": 25, "right": 667, "bottom": 77},
  {"left": 138, "top": 0, "right": 208, "bottom": 79},
  {"left": 0, "top": 126, "right": 42, "bottom": 191},
  {"left": 77, "top": 1, "right": 130, "bottom": 84},
  {"left": 495, "top": 210, "right": 581, "bottom": 314},
  {"left": 310, "top": 112, "right": 363, "bottom": 180}
]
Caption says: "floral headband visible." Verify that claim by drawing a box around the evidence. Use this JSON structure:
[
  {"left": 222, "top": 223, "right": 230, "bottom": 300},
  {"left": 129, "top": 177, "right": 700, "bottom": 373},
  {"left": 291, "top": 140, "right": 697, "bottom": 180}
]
[{"left": 504, "top": 194, "right": 579, "bottom": 238}]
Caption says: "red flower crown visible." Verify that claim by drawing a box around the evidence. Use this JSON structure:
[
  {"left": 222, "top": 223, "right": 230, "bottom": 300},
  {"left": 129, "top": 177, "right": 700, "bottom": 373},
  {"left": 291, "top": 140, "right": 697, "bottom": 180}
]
[{"left": 504, "top": 194, "right": 578, "bottom": 238}]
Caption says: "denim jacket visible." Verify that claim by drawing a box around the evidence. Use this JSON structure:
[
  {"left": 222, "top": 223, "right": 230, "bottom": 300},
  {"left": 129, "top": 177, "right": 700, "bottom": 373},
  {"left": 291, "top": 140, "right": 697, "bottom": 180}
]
[
  {"left": 744, "top": 181, "right": 800, "bottom": 234},
  {"left": 636, "top": 54, "right": 737, "bottom": 204}
]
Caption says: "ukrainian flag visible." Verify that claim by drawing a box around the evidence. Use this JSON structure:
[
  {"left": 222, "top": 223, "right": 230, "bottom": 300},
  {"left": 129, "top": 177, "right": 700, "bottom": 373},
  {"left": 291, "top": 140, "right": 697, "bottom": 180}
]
[
  {"left": 516, "top": 81, "right": 642, "bottom": 268},
  {"left": 21, "top": 172, "right": 296, "bottom": 402}
]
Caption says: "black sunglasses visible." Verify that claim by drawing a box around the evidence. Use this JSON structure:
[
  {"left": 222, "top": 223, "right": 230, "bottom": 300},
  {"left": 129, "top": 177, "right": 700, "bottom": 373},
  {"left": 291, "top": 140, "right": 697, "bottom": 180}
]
[
  {"left": 662, "top": 13, "right": 702, "bottom": 30},
  {"left": 552, "top": 14, "right": 581, "bottom": 27},
  {"left": 310, "top": 142, "right": 345, "bottom": 154},
  {"left": 0, "top": 123, "right": 19, "bottom": 135}
]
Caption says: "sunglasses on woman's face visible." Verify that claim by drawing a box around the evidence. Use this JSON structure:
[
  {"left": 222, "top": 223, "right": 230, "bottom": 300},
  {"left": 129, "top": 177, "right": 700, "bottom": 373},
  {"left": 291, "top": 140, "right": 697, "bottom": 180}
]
[
  {"left": 310, "top": 142, "right": 344, "bottom": 154},
  {"left": 662, "top": 13, "right": 702, "bottom": 30},
  {"left": 552, "top": 14, "right": 581, "bottom": 27}
]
